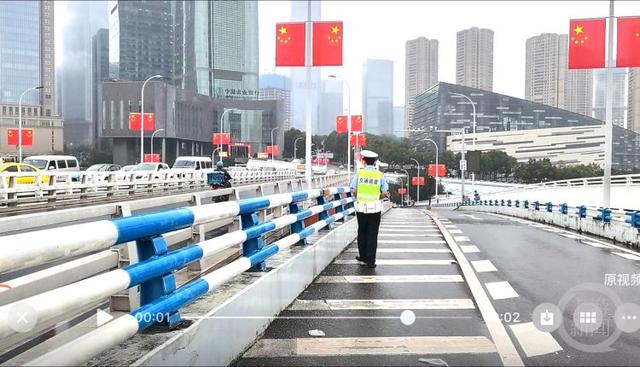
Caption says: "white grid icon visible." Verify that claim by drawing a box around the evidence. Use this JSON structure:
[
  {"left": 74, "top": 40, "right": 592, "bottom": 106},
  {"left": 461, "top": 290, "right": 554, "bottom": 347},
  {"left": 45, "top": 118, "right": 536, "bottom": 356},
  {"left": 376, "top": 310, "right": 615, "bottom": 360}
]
[{"left": 579, "top": 311, "right": 597, "bottom": 324}]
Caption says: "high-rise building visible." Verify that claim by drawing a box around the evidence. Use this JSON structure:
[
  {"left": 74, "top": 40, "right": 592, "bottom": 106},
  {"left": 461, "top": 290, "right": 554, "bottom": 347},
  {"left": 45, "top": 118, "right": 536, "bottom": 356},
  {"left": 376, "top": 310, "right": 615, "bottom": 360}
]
[
  {"left": 362, "top": 59, "right": 394, "bottom": 136},
  {"left": 93, "top": 28, "right": 110, "bottom": 145},
  {"left": 259, "top": 74, "right": 292, "bottom": 131},
  {"left": 456, "top": 27, "right": 493, "bottom": 91},
  {"left": 61, "top": 1, "right": 108, "bottom": 145},
  {"left": 405, "top": 37, "right": 438, "bottom": 129},
  {"left": 593, "top": 68, "right": 627, "bottom": 128},
  {"left": 0, "top": 0, "right": 63, "bottom": 156},
  {"left": 174, "top": 1, "right": 258, "bottom": 99},
  {"left": 630, "top": 68, "right": 640, "bottom": 134},
  {"left": 525, "top": 33, "right": 593, "bottom": 117},
  {"left": 318, "top": 79, "right": 343, "bottom": 135},
  {"left": 108, "top": 0, "right": 175, "bottom": 82},
  {"left": 394, "top": 106, "right": 405, "bottom": 138},
  {"left": 289, "top": 0, "right": 321, "bottom": 131}
]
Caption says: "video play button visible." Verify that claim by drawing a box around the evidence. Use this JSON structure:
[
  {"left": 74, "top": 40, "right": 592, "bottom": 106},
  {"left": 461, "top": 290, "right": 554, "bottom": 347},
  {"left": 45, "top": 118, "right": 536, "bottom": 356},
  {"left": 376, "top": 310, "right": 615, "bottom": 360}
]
[{"left": 8, "top": 302, "right": 38, "bottom": 333}]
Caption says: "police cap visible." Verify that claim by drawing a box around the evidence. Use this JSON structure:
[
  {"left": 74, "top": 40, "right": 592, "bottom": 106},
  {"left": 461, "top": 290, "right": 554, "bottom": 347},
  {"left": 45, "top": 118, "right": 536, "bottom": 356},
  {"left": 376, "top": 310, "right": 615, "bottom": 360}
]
[{"left": 360, "top": 150, "right": 379, "bottom": 159}]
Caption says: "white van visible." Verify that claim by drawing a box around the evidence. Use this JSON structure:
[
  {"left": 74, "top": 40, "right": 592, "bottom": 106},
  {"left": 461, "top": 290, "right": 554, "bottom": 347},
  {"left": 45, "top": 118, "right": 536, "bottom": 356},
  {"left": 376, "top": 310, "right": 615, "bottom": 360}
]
[
  {"left": 172, "top": 156, "right": 213, "bottom": 171},
  {"left": 23, "top": 155, "right": 80, "bottom": 172}
]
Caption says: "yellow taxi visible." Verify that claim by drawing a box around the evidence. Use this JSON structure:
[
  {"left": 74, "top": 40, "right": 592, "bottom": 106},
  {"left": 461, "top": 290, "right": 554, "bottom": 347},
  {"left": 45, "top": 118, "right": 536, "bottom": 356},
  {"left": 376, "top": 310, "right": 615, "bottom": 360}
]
[{"left": 0, "top": 163, "right": 50, "bottom": 185}]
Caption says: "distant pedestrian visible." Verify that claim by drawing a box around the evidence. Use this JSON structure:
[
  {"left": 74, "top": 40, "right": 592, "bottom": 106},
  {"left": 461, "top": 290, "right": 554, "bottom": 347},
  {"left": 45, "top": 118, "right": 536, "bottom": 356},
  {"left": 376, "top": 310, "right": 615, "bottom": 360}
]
[{"left": 350, "top": 150, "right": 389, "bottom": 268}]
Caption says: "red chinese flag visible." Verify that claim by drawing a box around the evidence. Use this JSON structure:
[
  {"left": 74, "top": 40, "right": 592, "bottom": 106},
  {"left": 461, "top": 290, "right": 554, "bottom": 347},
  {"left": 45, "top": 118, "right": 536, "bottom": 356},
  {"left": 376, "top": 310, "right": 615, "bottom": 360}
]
[
  {"left": 336, "top": 115, "right": 347, "bottom": 133},
  {"left": 144, "top": 154, "right": 160, "bottom": 163},
  {"left": 212, "top": 133, "right": 231, "bottom": 145},
  {"left": 312, "top": 21, "right": 343, "bottom": 66},
  {"left": 568, "top": 18, "right": 606, "bottom": 69},
  {"left": 22, "top": 129, "right": 33, "bottom": 146},
  {"left": 129, "top": 113, "right": 141, "bottom": 130},
  {"left": 7, "top": 129, "right": 18, "bottom": 145},
  {"left": 143, "top": 113, "right": 155, "bottom": 131},
  {"left": 616, "top": 17, "right": 640, "bottom": 67},
  {"left": 428, "top": 164, "right": 446, "bottom": 177},
  {"left": 276, "top": 22, "right": 306, "bottom": 66},
  {"left": 351, "top": 115, "right": 363, "bottom": 132},
  {"left": 411, "top": 177, "right": 425, "bottom": 186},
  {"left": 266, "top": 145, "right": 279, "bottom": 156},
  {"left": 349, "top": 134, "right": 366, "bottom": 147},
  {"left": 398, "top": 187, "right": 407, "bottom": 195}
]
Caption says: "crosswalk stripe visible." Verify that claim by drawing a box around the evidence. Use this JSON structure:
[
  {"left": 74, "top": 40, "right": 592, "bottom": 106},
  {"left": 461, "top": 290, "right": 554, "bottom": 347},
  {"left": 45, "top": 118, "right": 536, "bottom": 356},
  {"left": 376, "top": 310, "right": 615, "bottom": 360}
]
[
  {"left": 509, "top": 322, "right": 562, "bottom": 357},
  {"left": 454, "top": 236, "right": 471, "bottom": 242},
  {"left": 449, "top": 229, "right": 463, "bottom": 234},
  {"left": 379, "top": 240, "right": 447, "bottom": 244},
  {"left": 485, "top": 281, "right": 519, "bottom": 300},
  {"left": 290, "top": 298, "right": 476, "bottom": 310},
  {"left": 471, "top": 260, "right": 498, "bottom": 273},
  {"left": 380, "top": 225, "right": 432, "bottom": 229},
  {"left": 461, "top": 245, "right": 480, "bottom": 253},
  {"left": 345, "top": 248, "right": 451, "bottom": 253},
  {"left": 315, "top": 275, "right": 464, "bottom": 283},
  {"left": 243, "top": 336, "right": 497, "bottom": 357},
  {"left": 379, "top": 233, "right": 443, "bottom": 238},
  {"left": 334, "top": 259, "right": 456, "bottom": 265}
]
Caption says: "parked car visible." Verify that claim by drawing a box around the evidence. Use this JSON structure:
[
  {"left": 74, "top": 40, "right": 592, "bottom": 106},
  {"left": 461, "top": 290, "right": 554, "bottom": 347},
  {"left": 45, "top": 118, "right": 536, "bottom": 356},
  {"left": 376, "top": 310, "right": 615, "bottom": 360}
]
[
  {"left": 0, "top": 163, "right": 50, "bottom": 185},
  {"left": 131, "top": 162, "right": 170, "bottom": 179}
]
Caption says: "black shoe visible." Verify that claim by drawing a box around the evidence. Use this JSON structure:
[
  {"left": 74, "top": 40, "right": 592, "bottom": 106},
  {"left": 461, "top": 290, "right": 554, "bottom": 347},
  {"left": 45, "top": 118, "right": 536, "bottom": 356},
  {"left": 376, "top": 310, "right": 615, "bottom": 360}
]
[
  {"left": 367, "top": 263, "right": 376, "bottom": 268},
  {"left": 355, "top": 256, "right": 366, "bottom": 263}
]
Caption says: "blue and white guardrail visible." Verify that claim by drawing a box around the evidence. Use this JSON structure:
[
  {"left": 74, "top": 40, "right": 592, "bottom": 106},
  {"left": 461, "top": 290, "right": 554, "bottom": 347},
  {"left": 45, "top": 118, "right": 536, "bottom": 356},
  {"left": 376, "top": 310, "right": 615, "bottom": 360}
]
[{"left": 0, "top": 186, "right": 353, "bottom": 352}]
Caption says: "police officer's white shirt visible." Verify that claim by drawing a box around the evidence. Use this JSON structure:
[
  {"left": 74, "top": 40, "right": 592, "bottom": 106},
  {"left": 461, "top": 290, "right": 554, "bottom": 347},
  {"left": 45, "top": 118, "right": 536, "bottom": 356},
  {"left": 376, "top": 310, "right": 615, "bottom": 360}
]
[{"left": 350, "top": 165, "right": 389, "bottom": 214}]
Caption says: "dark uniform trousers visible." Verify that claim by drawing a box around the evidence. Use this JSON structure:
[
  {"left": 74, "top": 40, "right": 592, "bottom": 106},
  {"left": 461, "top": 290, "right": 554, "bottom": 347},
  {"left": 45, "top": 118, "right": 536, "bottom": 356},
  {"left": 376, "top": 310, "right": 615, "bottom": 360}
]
[{"left": 356, "top": 211, "right": 382, "bottom": 265}]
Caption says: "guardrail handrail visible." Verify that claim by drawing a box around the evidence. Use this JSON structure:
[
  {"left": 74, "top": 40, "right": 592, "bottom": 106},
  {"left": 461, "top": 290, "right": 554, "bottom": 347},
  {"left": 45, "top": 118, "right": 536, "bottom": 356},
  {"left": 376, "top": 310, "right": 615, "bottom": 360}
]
[{"left": 0, "top": 184, "right": 355, "bottom": 365}]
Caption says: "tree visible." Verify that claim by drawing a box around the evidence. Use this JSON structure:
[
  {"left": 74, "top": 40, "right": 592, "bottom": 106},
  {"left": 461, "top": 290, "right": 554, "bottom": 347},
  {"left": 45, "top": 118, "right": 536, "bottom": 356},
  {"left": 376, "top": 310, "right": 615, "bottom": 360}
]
[{"left": 283, "top": 128, "right": 305, "bottom": 159}]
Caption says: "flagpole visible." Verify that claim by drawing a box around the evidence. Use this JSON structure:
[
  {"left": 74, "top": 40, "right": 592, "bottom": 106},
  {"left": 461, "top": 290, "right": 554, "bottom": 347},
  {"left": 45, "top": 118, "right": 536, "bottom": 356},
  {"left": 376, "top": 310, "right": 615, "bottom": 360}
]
[
  {"left": 603, "top": 0, "right": 614, "bottom": 208},
  {"left": 304, "top": 0, "right": 313, "bottom": 189}
]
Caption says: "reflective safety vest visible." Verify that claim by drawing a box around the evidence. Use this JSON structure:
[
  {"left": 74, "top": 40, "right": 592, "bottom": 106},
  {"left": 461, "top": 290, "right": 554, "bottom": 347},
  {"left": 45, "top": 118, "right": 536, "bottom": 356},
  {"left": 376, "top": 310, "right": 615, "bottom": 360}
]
[{"left": 356, "top": 169, "right": 383, "bottom": 203}]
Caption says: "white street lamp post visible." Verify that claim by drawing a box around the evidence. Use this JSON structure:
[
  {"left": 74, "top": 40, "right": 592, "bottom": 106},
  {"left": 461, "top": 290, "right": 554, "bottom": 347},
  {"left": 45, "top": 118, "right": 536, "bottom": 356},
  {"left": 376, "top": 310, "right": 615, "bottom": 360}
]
[
  {"left": 424, "top": 138, "right": 440, "bottom": 200},
  {"left": 218, "top": 109, "right": 234, "bottom": 163},
  {"left": 18, "top": 86, "right": 43, "bottom": 163},
  {"left": 150, "top": 128, "right": 165, "bottom": 162},
  {"left": 410, "top": 158, "right": 420, "bottom": 204},
  {"left": 140, "top": 75, "right": 163, "bottom": 163},
  {"left": 449, "top": 92, "right": 476, "bottom": 196}
]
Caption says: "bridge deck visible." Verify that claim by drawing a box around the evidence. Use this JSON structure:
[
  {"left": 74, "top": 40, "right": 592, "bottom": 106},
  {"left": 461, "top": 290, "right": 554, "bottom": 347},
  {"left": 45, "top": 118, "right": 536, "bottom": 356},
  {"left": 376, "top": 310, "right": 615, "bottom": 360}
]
[{"left": 235, "top": 209, "right": 503, "bottom": 366}]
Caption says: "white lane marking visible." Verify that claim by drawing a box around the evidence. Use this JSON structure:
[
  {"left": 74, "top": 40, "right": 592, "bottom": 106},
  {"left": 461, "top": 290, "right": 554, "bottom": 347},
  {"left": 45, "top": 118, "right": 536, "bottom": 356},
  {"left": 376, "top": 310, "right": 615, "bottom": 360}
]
[
  {"left": 561, "top": 233, "right": 581, "bottom": 239},
  {"left": 542, "top": 228, "right": 562, "bottom": 233},
  {"left": 581, "top": 240, "right": 610, "bottom": 248},
  {"left": 444, "top": 225, "right": 458, "bottom": 229},
  {"left": 379, "top": 240, "right": 447, "bottom": 244},
  {"left": 461, "top": 214, "right": 483, "bottom": 220},
  {"left": 454, "top": 236, "right": 471, "bottom": 242},
  {"left": 334, "top": 259, "right": 456, "bottom": 265},
  {"left": 428, "top": 212, "right": 523, "bottom": 366},
  {"left": 485, "top": 281, "right": 519, "bottom": 300},
  {"left": 612, "top": 252, "right": 640, "bottom": 261},
  {"left": 471, "top": 260, "right": 498, "bottom": 273},
  {"left": 379, "top": 225, "right": 433, "bottom": 229},
  {"left": 345, "top": 248, "right": 451, "bottom": 253},
  {"left": 244, "top": 336, "right": 497, "bottom": 357},
  {"left": 379, "top": 233, "right": 443, "bottom": 238},
  {"left": 315, "top": 275, "right": 464, "bottom": 283},
  {"left": 461, "top": 245, "right": 480, "bottom": 253},
  {"left": 509, "top": 322, "right": 562, "bottom": 357},
  {"left": 449, "top": 229, "right": 463, "bottom": 234},
  {"left": 290, "top": 298, "right": 475, "bottom": 310}
]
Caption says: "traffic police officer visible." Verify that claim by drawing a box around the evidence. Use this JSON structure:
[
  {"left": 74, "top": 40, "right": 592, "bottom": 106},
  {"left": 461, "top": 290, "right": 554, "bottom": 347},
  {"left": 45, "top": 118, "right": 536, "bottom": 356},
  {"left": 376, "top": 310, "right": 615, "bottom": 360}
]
[{"left": 350, "top": 150, "right": 389, "bottom": 268}]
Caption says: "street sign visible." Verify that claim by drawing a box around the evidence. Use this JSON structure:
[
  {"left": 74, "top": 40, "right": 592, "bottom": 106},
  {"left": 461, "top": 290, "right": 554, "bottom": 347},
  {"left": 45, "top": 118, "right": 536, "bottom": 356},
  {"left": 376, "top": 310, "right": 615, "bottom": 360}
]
[
  {"left": 257, "top": 152, "right": 269, "bottom": 159},
  {"left": 460, "top": 159, "right": 467, "bottom": 171},
  {"left": 466, "top": 150, "right": 481, "bottom": 172}
]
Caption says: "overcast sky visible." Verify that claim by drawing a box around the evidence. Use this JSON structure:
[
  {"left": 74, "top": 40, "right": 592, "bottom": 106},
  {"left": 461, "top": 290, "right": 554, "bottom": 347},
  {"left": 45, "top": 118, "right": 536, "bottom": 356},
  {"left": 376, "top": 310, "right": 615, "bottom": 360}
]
[{"left": 259, "top": 1, "right": 640, "bottom": 114}]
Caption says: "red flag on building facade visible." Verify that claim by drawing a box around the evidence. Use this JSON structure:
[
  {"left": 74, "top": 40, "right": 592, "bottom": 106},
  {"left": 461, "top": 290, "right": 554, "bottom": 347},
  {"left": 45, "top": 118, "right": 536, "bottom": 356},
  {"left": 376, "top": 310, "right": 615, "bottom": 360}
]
[
  {"left": 275, "top": 23, "right": 306, "bottom": 66},
  {"left": 336, "top": 115, "right": 347, "bottom": 133},
  {"left": 312, "top": 21, "right": 343, "bottom": 66},
  {"left": 7, "top": 129, "right": 33, "bottom": 146},
  {"left": 616, "top": 17, "right": 640, "bottom": 67},
  {"left": 568, "top": 18, "right": 606, "bottom": 69}
]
